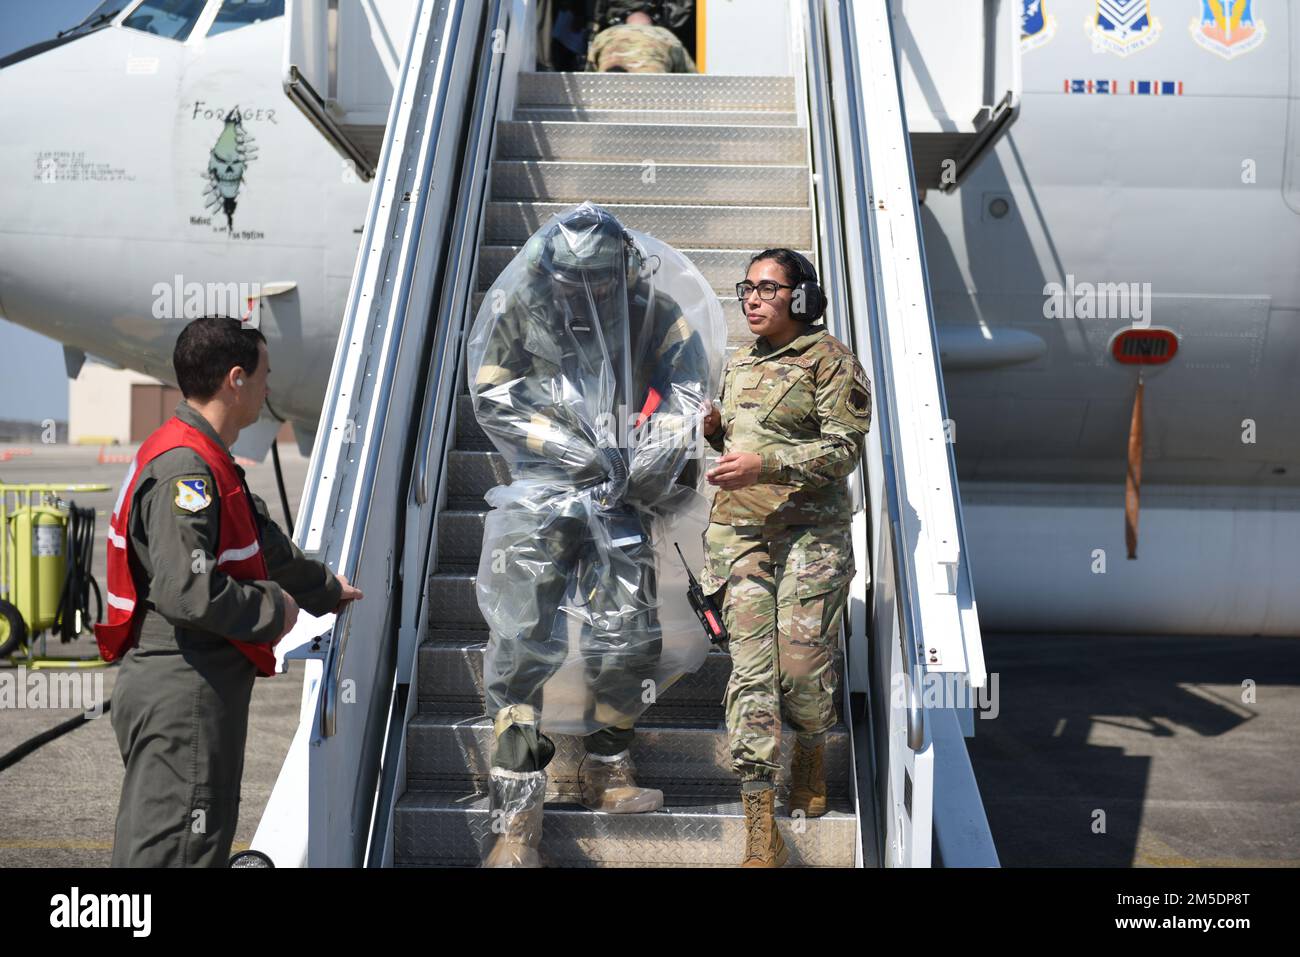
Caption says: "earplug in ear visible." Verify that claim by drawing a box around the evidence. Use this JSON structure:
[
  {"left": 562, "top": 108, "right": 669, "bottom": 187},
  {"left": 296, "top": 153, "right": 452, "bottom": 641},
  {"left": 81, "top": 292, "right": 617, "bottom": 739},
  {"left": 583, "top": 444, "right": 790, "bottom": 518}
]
[{"left": 236, "top": 378, "right": 244, "bottom": 386}]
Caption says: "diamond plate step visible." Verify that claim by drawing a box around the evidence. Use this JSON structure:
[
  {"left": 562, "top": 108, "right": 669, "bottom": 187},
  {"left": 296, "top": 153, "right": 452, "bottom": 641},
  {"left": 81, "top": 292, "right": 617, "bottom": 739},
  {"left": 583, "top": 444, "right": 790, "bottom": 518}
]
[
  {"left": 515, "top": 73, "right": 797, "bottom": 112},
  {"left": 393, "top": 791, "right": 855, "bottom": 867},
  {"left": 496, "top": 121, "right": 807, "bottom": 165},
  {"left": 405, "top": 714, "right": 852, "bottom": 796},
  {"left": 444, "top": 450, "right": 508, "bottom": 508},
  {"left": 435, "top": 510, "right": 489, "bottom": 567},
  {"left": 476, "top": 246, "right": 815, "bottom": 295},
  {"left": 453, "top": 394, "right": 490, "bottom": 451},
  {"left": 486, "top": 202, "right": 812, "bottom": 249},
  {"left": 514, "top": 107, "right": 799, "bottom": 127},
  {"left": 491, "top": 160, "right": 807, "bottom": 208},
  {"left": 426, "top": 572, "right": 482, "bottom": 626},
  {"left": 417, "top": 630, "right": 844, "bottom": 719}
]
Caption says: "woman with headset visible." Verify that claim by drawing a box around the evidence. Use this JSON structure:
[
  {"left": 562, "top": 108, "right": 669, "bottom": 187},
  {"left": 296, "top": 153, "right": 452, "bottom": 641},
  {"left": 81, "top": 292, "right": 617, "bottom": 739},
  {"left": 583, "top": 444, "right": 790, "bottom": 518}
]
[{"left": 698, "top": 248, "right": 872, "bottom": 867}]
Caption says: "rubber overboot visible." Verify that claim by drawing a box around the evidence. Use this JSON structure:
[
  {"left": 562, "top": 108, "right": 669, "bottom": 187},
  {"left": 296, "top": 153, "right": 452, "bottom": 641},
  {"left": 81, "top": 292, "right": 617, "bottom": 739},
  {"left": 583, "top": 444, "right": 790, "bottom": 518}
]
[
  {"left": 789, "top": 739, "right": 828, "bottom": 818},
  {"left": 578, "top": 750, "right": 664, "bottom": 813},
  {"left": 741, "top": 785, "right": 789, "bottom": 868},
  {"left": 483, "top": 768, "right": 546, "bottom": 867}
]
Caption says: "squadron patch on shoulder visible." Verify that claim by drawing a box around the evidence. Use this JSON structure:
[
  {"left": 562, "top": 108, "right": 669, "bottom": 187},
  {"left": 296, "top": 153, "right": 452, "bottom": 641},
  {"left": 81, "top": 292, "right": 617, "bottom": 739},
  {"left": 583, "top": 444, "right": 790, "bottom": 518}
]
[
  {"left": 174, "top": 477, "right": 212, "bottom": 513},
  {"left": 847, "top": 363, "right": 872, "bottom": 417}
]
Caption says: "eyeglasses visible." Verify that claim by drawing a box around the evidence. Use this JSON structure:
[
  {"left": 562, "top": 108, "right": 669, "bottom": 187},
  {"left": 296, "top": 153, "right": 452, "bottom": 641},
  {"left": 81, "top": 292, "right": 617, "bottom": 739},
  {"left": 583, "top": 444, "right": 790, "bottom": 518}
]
[{"left": 736, "top": 280, "right": 796, "bottom": 302}]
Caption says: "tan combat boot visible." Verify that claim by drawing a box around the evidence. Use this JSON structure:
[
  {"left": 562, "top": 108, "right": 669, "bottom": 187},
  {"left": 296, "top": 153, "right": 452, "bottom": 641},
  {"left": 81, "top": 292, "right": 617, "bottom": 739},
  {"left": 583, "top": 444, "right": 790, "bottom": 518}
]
[
  {"left": 578, "top": 751, "right": 664, "bottom": 813},
  {"left": 789, "top": 739, "right": 828, "bottom": 818},
  {"left": 740, "top": 786, "right": 789, "bottom": 867},
  {"left": 483, "top": 768, "right": 546, "bottom": 867}
]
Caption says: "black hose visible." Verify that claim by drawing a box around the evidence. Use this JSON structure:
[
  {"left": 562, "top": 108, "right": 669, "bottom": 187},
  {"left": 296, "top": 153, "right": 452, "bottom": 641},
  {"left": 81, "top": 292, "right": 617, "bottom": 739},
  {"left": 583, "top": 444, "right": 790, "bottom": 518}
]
[
  {"left": 270, "top": 439, "right": 294, "bottom": 536},
  {"left": 265, "top": 400, "right": 295, "bottom": 536},
  {"left": 0, "top": 699, "right": 111, "bottom": 773},
  {"left": 55, "top": 501, "right": 101, "bottom": 642}
]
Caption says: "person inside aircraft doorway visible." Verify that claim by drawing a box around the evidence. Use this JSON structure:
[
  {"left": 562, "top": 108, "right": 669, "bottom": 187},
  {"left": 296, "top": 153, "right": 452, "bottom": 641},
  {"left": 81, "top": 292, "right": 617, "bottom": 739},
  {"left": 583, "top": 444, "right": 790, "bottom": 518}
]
[
  {"left": 535, "top": 0, "right": 697, "bottom": 71},
  {"left": 466, "top": 202, "right": 725, "bottom": 867},
  {"left": 586, "top": 2, "right": 697, "bottom": 73},
  {"left": 96, "top": 316, "right": 363, "bottom": 867},
  {"left": 698, "top": 249, "right": 871, "bottom": 867}
]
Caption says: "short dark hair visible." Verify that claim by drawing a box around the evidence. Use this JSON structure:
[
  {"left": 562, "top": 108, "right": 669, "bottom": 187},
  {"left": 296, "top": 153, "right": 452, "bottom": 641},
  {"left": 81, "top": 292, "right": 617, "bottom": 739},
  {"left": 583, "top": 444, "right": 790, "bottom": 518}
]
[
  {"left": 173, "top": 316, "right": 266, "bottom": 401},
  {"left": 747, "top": 248, "right": 813, "bottom": 288}
]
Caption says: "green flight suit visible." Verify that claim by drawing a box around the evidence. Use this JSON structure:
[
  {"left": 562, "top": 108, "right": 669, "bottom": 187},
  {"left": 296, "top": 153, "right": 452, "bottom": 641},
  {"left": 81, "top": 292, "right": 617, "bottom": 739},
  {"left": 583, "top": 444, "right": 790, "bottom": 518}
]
[{"left": 110, "top": 399, "right": 342, "bottom": 867}]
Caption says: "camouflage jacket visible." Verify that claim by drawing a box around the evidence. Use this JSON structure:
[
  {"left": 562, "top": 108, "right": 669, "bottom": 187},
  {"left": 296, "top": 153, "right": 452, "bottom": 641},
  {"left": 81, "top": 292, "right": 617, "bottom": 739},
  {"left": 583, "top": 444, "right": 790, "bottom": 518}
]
[
  {"left": 705, "top": 326, "right": 871, "bottom": 526},
  {"left": 587, "top": 23, "right": 697, "bottom": 73},
  {"left": 471, "top": 278, "right": 711, "bottom": 507}
]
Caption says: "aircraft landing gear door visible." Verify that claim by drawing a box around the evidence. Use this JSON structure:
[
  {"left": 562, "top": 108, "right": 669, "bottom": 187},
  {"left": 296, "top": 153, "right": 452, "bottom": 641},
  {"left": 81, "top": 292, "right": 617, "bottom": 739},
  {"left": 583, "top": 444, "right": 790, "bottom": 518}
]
[{"left": 889, "top": 0, "right": 1022, "bottom": 192}]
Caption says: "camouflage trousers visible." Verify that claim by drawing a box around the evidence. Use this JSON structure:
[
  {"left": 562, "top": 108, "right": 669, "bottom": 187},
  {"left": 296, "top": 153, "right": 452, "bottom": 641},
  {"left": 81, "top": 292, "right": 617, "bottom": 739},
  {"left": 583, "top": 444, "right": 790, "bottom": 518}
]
[{"left": 701, "top": 522, "right": 853, "bottom": 782}]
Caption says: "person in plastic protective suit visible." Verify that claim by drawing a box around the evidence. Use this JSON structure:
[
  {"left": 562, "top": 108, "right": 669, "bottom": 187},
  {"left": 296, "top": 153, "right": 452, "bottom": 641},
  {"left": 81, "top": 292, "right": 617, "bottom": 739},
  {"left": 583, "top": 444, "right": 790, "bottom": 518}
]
[{"left": 466, "top": 202, "right": 725, "bottom": 866}]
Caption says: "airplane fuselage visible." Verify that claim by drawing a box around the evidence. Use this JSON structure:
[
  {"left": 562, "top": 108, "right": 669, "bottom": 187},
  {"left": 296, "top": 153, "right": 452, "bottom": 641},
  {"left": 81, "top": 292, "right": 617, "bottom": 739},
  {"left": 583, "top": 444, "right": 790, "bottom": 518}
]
[{"left": 0, "top": 10, "right": 371, "bottom": 433}]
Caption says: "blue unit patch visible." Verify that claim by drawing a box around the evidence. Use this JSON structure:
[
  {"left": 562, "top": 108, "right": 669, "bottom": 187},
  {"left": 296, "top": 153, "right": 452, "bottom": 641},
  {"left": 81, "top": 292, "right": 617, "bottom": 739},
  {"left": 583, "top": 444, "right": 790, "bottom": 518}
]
[
  {"left": 1021, "top": 1, "right": 1058, "bottom": 52},
  {"left": 174, "top": 477, "right": 213, "bottom": 513}
]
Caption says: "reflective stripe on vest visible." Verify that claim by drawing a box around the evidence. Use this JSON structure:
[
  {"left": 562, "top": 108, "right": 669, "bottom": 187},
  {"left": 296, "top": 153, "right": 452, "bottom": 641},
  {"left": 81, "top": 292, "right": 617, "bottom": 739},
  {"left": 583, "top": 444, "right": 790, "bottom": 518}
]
[{"left": 93, "top": 415, "right": 278, "bottom": 677}]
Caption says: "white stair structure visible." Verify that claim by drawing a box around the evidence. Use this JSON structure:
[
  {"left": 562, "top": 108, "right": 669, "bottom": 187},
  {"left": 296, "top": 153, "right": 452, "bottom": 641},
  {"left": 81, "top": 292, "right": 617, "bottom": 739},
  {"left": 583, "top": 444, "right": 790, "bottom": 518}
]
[{"left": 256, "top": 0, "right": 1010, "bottom": 868}]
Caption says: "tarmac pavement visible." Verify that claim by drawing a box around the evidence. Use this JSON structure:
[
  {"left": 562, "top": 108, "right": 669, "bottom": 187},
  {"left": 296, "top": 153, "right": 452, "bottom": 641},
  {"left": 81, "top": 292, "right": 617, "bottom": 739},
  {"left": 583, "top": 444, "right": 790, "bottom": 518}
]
[
  {"left": 2, "top": 441, "right": 1297, "bottom": 868},
  {"left": 0, "top": 440, "right": 312, "bottom": 866}
]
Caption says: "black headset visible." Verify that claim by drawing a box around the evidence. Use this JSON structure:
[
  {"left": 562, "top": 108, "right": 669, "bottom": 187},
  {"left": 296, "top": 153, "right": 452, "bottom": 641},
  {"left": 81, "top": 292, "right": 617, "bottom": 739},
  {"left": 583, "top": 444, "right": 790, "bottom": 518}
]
[{"left": 780, "top": 249, "right": 826, "bottom": 323}]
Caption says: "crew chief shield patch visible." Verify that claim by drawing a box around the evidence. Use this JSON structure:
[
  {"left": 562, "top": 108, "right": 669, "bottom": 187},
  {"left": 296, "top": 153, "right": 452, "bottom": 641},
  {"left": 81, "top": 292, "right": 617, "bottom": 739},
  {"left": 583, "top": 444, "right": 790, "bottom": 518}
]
[{"left": 174, "top": 477, "right": 212, "bottom": 513}]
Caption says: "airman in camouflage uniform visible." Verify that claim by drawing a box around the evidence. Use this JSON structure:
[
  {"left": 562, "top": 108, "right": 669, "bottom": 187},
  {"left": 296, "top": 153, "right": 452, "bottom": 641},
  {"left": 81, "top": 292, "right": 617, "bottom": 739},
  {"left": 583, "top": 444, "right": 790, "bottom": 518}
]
[
  {"left": 587, "top": 21, "right": 697, "bottom": 73},
  {"left": 699, "top": 304, "right": 871, "bottom": 865}
]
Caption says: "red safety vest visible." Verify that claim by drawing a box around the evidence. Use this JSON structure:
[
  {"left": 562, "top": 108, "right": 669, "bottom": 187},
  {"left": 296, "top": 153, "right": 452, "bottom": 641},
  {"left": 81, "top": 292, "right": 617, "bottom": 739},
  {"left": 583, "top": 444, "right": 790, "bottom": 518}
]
[{"left": 94, "top": 415, "right": 278, "bottom": 677}]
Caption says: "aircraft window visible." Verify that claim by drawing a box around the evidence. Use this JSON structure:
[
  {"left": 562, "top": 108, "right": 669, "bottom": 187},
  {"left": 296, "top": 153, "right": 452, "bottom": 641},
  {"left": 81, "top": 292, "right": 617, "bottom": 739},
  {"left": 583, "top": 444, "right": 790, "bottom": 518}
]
[
  {"left": 55, "top": 1, "right": 129, "bottom": 38},
  {"left": 208, "top": 0, "right": 285, "bottom": 37},
  {"left": 120, "top": 0, "right": 209, "bottom": 41}
]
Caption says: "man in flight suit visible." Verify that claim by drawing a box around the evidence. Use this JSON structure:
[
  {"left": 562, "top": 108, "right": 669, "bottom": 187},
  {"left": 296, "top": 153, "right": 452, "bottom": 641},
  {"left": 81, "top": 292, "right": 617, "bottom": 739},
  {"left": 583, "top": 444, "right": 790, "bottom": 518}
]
[
  {"left": 469, "top": 203, "right": 714, "bottom": 866},
  {"left": 97, "top": 316, "right": 362, "bottom": 867}
]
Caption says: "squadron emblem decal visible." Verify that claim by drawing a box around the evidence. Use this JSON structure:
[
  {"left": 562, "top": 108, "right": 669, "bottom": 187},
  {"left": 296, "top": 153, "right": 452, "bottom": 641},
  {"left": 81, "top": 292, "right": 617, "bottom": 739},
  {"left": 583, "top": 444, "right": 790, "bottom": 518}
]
[
  {"left": 1085, "top": 0, "right": 1162, "bottom": 56},
  {"left": 1021, "top": 1, "right": 1057, "bottom": 52},
  {"left": 1191, "top": 0, "right": 1266, "bottom": 59}
]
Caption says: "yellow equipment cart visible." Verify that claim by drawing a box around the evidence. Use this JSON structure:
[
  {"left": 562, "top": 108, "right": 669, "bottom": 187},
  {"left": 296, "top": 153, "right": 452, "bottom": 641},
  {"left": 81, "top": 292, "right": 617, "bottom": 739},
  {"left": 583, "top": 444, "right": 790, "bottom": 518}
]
[{"left": 0, "top": 482, "right": 109, "bottom": 666}]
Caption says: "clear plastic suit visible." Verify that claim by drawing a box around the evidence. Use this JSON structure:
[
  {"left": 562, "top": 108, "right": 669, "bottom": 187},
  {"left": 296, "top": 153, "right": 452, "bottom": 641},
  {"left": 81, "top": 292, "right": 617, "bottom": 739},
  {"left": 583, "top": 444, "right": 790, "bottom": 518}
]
[{"left": 466, "top": 203, "right": 726, "bottom": 797}]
